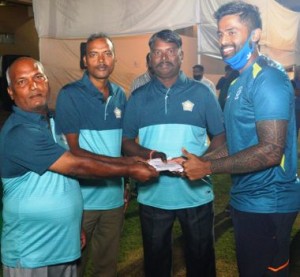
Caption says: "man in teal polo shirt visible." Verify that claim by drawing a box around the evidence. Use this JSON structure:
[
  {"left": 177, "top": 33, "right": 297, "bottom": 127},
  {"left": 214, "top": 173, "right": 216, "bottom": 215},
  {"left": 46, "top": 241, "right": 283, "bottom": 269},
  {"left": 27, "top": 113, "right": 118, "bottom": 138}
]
[
  {"left": 55, "top": 33, "right": 132, "bottom": 277},
  {"left": 122, "top": 29, "right": 225, "bottom": 277},
  {"left": 0, "top": 57, "right": 157, "bottom": 277}
]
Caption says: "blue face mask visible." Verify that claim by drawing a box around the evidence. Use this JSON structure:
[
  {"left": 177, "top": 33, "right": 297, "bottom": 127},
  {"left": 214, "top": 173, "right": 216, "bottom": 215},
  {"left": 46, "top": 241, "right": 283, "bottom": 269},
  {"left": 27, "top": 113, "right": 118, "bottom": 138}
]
[{"left": 224, "top": 35, "right": 254, "bottom": 70}]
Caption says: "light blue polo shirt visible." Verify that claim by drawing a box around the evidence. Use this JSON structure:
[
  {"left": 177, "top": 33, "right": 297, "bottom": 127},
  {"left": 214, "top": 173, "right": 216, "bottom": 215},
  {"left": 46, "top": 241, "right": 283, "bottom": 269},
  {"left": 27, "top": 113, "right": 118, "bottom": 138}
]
[
  {"left": 0, "top": 107, "right": 83, "bottom": 268},
  {"left": 55, "top": 72, "right": 126, "bottom": 210},
  {"left": 123, "top": 72, "right": 225, "bottom": 209}
]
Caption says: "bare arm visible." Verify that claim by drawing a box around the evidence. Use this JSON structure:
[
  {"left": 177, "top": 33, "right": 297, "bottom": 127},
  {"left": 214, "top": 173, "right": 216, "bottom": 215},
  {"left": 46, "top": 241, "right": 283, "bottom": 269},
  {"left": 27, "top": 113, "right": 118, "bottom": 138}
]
[
  {"left": 122, "top": 138, "right": 167, "bottom": 161},
  {"left": 205, "top": 132, "right": 226, "bottom": 154},
  {"left": 66, "top": 133, "right": 144, "bottom": 164},
  {"left": 171, "top": 132, "right": 226, "bottom": 165},
  {"left": 183, "top": 120, "right": 287, "bottom": 180},
  {"left": 211, "top": 120, "right": 286, "bottom": 173},
  {"left": 204, "top": 143, "right": 228, "bottom": 160},
  {"left": 49, "top": 151, "right": 158, "bottom": 182},
  {"left": 122, "top": 138, "right": 152, "bottom": 159}
]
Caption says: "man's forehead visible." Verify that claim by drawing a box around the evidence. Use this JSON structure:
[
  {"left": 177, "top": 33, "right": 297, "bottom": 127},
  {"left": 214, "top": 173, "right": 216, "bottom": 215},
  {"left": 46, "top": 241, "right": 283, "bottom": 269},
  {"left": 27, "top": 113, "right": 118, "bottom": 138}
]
[
  {"left": 13, "top": 60, "right": 42, "bottom": 75},
  {"left": 87, "top": 38, "right": 113, "bottom": 50},
  {"left": 153, "top": 39, "right": 178, "bottom": 48},
  {"left": 193, "top": 68, "right": 202, "bottom": 72}
]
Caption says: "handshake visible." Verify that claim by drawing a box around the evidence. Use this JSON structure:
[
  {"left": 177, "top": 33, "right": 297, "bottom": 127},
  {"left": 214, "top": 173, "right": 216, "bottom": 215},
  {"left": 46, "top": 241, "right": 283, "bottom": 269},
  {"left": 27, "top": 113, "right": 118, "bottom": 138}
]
[{"left": 147, "top": 148, "right": 212, "bottom": 181}]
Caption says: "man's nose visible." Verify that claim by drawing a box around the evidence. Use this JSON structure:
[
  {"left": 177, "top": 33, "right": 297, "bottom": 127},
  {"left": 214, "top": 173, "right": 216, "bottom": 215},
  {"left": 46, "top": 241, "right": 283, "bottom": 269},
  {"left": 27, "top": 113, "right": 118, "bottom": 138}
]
[
  {"left": 219, "top": 34, "right": 230, "bottom": 46},
  {"left": 161, "top": 51, "right": 169, "bottom": 61},
  {"left": 29, "top": 79, "right": 37, "bottom": 89},
  {"left": 98, "top": 53, "right": 105, "bottom": 62}
]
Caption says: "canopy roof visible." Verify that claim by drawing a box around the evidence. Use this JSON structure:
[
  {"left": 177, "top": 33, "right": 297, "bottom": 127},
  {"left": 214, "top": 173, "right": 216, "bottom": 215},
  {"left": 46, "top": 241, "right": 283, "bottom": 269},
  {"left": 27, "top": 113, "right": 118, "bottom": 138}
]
[
  {"left": 31, "top": 0, "right": 300, "bottom": 107},
  {"left": 33, "top": 0, "right": 300, "bottom": 66}
]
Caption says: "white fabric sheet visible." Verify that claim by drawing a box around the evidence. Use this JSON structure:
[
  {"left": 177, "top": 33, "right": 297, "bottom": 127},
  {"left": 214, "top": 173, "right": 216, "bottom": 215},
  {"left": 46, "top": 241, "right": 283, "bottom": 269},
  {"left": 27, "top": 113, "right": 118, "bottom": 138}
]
[
  {"left": 32, "top": 0, "right": 300, "bottom": 107},
  {"left": 33, "top": 0, "right": 198, "bottom": 38}
]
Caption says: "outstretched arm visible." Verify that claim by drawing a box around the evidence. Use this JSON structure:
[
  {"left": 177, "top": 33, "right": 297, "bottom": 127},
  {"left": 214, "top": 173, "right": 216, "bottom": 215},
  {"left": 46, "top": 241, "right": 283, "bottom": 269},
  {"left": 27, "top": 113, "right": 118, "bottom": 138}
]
[
  {"left": 204, "top": 143, "right": 228, "bottom": 160},
  {"left": 183, "top": 120, "right": 287, "bottom": 180},
  {"left": 65, "top": 133, "right": 144, "bottom": 164},
  {"left": 205, "top": 132, "right": 227, "bottom": 156},
  {"left": 122, "top": 138, "right": 167, "bottom": 161},
  {"left": 49, "top": 151, "right": 159, "bottom": 183}
]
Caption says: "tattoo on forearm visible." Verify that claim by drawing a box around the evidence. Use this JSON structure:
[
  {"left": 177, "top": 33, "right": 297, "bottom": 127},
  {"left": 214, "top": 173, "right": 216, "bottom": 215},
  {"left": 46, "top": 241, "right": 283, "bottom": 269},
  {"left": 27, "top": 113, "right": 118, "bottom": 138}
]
[{"left": 211, "top": 120, "right": 287, "bottom": 174}]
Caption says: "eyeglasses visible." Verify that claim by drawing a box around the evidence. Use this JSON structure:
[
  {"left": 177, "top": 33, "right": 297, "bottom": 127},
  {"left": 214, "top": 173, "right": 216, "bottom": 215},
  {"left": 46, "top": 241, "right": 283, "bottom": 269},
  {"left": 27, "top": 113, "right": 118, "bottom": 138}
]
[{"left": 151, "top": 48, "right": 180, "bottom": 58}]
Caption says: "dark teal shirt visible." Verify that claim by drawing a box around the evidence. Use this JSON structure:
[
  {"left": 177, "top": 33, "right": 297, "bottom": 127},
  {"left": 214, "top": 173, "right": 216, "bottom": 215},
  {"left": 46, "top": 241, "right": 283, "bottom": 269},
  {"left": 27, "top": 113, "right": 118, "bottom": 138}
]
[{"left": 225, "top": 55, "right": 300, "bottom": 213}]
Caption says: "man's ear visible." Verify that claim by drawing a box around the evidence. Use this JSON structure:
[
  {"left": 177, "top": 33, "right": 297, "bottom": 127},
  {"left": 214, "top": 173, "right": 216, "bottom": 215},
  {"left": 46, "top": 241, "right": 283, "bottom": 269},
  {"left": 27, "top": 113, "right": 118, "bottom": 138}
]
[
  {"left": 7, "top": 87, "right": 14, "bottom": 100},
  {"left": 83, "top": 56, "right": 87, "bottom": 68},
  {"left": 251, "top": 28, "right": 262, "bottom": 43},
  {"left": 179, "top": 50, "right": 184, "bottom": 63}
]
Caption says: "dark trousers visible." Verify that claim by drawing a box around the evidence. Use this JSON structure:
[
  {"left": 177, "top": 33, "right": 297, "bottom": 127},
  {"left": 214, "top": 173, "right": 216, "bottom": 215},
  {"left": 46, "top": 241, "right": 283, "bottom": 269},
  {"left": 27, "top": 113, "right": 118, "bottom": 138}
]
[
  {"left": 231, "top": 208, "right": 297, "bottom": 277},
  {"left": 139, "top": 202, "right": 216, "bottom": 277}
]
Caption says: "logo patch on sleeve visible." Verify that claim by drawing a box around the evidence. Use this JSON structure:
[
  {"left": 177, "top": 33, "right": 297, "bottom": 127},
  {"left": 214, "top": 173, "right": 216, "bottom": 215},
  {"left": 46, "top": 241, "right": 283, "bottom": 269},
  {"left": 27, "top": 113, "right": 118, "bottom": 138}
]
[{"left": 182, "top": 100, "right": 194, "bottom": 112}]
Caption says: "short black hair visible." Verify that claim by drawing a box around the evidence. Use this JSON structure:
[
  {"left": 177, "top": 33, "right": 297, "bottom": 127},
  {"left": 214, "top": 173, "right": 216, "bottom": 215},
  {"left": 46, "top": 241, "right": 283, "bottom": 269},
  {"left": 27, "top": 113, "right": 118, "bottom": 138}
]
[
  {"left": 225, "top": 65, "right": 232, "bottom": 71},
  {"left": 214, "top": 1, "right": 262, "bottom": 32},
  {"left": 86, "top": 32, "right": 115, "bottom": 53},
  {"left": 148, "top": 29, "right": 182, "bottom": 50},
  {"left": 193, "top": 64, "right": 204, "bottom": 71}
]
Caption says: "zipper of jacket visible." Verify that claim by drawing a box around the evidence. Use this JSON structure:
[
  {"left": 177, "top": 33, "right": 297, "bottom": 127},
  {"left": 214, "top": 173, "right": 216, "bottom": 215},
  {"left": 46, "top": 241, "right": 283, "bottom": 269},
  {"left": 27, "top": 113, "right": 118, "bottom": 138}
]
[
  {"left": 49, "top": 117, "right": 57, "bottom": 142},
  {"left": 104, "top": 95, "right": 112, "bottom": 120},
  {"left": 165, "top": 88, "right": 170, "bottom": 114}
]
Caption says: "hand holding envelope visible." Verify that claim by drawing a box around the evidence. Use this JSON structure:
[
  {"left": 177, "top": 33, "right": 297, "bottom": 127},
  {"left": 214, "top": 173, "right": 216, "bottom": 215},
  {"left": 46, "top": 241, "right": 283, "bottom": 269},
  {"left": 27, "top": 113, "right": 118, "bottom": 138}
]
[
  {"left": 147, "top": 148, "right": 212, "bottom": 181},
  {"left": 147, "top": 158, "right": 184, "bottom": 173},
  {"left": 181, "top": 148, "right": 212, "bottom": 181}
]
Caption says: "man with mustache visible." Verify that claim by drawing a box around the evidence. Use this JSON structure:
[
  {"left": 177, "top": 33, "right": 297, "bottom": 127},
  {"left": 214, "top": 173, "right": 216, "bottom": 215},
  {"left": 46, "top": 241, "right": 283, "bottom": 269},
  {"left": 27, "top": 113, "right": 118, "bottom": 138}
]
[
  {"left": 182, "top": 2, "right": 300, "bottom": 276},
  {"left": 55, "top": 33, "right": 130, "bottom": 277},
  {"left": 0, "top": 57, "right": 158, "bottom": 277},
  {"left": 122, "top": 29, "right": 225, "bottom": 277}
]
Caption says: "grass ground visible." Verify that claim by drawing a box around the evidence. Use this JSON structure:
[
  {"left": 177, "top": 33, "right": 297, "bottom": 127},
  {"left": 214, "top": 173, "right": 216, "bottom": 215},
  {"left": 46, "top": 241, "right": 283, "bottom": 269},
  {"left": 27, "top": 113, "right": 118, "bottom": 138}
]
[
  {"left": 113, "top": 173, "right": 300, "bottom": 277},
  {"left": 114, "top": 174, "right": 236, "bottom": 276},
  {"left": 81, "top": 174, "right": 233, "bottom": 276}
]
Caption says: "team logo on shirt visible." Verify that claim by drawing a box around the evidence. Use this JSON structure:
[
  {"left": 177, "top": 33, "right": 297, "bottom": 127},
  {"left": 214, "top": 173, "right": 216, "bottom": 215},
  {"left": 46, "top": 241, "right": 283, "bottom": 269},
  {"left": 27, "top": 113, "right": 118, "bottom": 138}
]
[
  {"left": 114, "top": 107, "right": 122, "bottom": 118},
  {"left": 234, "top": 86, "right": 243, "bottom": 100},
  {"left": 182, "top": 100, "right": 194, "bottom": 112}
]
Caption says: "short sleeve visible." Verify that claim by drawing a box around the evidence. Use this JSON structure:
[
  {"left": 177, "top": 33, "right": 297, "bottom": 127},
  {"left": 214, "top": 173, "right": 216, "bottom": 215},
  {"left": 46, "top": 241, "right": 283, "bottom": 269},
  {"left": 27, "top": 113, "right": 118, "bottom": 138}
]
[
  {"left": 204, "top": 90, "right": 225, "bottom": 136},
  {"left": 5, "top": 124, "right": 66, "bottom": 175},
  {"left": 252, "top": 68, "right": 291, "bottom": 121},
  {"left": 122, "top": 93, "right": 140, "bottom": 139},
  {"left": 55, "top": 88, "right": 81, "bottom": 134}
]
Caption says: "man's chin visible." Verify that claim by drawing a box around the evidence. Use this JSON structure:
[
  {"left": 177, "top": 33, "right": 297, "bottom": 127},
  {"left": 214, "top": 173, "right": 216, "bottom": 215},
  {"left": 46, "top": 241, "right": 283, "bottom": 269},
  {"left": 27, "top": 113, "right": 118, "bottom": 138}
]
[
  {"left": 32, "top": 104, "right": 48, "bottom": 114},
  {"left": 222, "top": 52, "right": 235, "bottom": 60},
  {"left": 221, "top": 53, "right": 228, "bottom": 60}
]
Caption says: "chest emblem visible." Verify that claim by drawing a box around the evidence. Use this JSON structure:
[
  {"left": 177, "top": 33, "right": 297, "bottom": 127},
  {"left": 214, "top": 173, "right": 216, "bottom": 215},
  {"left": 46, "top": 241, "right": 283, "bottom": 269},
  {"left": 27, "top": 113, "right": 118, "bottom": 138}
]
[
  {"left": 182, "top": 100, "right": 194, "bottom": 112},
  {"left": 234, "top": 86, "right": 243, "bottom": 100},
  {"left": 114, "top": 107, "right": 122, "bottom": 118}
]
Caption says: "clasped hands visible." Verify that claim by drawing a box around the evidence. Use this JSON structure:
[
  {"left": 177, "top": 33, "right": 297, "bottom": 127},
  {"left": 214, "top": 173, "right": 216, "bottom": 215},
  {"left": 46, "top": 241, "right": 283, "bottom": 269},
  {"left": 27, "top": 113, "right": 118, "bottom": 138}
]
[
  {"left": 169, "top": 148, "right": 212, "bottom": 181},
  {"left": 129, "top": 148, "right": 212, "bottom": 181}
]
